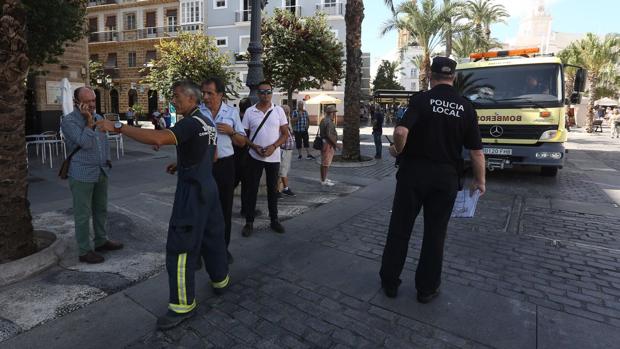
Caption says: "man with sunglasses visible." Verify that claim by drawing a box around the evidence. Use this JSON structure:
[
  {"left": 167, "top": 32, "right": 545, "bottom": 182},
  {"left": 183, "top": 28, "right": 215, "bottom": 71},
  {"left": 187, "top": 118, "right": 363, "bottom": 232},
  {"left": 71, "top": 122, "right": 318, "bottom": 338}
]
[{"left": 241, "top": 81, "right": 290, "bottom": 237}]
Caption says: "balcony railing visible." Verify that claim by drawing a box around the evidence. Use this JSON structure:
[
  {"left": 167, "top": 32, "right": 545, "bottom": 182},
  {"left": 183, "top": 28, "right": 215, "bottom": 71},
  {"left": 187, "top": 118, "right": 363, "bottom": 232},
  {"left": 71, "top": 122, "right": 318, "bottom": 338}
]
[
  {"left": 103, "top": 67, "right": 120, "bottom": 78},
  {"left": 316, "top": 2, "right": 344, "bottom": 16},
  {"left": 88, "top": 25, "right": 204, "bottom": 43},
  {"left": 235, "top": 10, "right": 252, "bottom": 23},
  {"left": 283, "top": 5, "right": 302, "bottom": 16},
  {"left": 88, "top": 0, "right": 117, "bottom": 6}
]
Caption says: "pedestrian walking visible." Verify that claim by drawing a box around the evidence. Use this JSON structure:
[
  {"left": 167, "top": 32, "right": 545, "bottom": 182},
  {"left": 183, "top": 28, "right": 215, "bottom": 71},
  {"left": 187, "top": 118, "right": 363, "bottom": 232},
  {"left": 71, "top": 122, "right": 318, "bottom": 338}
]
[
  {"left": 126, "top": 107, "right": 135, "bottom": 126},
  {"left": 61, "top": 87, "right": 123, "bottom": 264},
  {"left": 372, "top": 107, "right": 385, "bottom": 159},
  {"left": 163, "top": 108, "right": 172, "bottom": 128},
  {"left": 291, "top": 101, "right": 315, "bottom": 160},
  {"left": 279, "top": 105, "right": 296, "bottom": 197},
  {"left": 319, "top": 105, "right": 341, "bottom": 186},
  {"left": 96, "top": 80, "right": 229, "bottom": 330},
  {"left": 379, "top": 57, "right": 486, "bottom": 303},
  {"left": 610, "top": 108, "right": 620, "bottom": 138},
  {"left": 199, "top": 77, "right": 247, "bottom": 264},
  {"left": 240, "top": 81, "right": 289, "bottom": 237}
]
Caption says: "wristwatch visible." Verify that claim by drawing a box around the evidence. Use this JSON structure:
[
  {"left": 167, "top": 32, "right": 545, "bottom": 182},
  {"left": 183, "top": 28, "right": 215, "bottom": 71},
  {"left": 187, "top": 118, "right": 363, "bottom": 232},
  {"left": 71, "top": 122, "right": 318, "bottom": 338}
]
[{"left": 114, "top": 121, "right": 123, "bottom": 132}]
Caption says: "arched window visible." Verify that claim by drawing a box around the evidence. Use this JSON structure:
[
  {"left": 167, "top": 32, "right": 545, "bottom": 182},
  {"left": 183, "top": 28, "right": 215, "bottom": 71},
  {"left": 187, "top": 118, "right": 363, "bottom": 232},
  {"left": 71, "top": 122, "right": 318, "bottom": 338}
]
[
  {"left": 110, "top": 89, "right": 119, "bottom": 114},
  {"left": 128, "top": 89, "right": 137, "bottom": 107}
]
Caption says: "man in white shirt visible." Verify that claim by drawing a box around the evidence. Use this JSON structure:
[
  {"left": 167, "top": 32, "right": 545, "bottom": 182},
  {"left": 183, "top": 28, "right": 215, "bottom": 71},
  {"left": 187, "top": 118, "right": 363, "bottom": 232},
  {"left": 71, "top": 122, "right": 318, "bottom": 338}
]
[{"left": 241, "top": 81, "right": 289, "bottom": 237}]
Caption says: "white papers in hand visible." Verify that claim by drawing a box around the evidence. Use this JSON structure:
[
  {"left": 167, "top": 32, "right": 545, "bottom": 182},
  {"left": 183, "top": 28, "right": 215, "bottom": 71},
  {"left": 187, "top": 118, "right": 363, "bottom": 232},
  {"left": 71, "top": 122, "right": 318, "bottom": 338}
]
[{"left": 451, "top": 190, "right": 481, "bottom": 218}]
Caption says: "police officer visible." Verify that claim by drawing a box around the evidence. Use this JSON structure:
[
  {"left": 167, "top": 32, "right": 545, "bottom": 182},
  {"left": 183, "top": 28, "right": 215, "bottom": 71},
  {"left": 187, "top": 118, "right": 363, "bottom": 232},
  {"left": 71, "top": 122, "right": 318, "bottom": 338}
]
[
  {"left": 379, "top": 57, "right": 486, "bottom": 303},
  {"left": 96, "top": 80, "right": 229, "bottom": 329}
]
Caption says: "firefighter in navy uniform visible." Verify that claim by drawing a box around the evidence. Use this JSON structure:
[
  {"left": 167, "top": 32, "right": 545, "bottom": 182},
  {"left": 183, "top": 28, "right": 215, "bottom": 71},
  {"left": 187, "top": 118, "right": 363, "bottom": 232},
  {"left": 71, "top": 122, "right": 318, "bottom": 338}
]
[
  {"left": 379, "top": 57, "right": 487, "bottom": 303},
  {"left": 96, "top": 80, "right": 229, "bottom": 330}
]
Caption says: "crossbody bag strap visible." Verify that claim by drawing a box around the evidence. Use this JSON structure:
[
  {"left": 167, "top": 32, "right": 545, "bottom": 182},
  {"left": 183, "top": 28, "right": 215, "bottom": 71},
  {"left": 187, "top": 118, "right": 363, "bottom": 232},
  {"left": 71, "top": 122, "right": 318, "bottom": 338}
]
[
  {"left": 250, "top": 109, "right": 274, "bottom": 143},
  {"left": 67, "top": 146, "right": 82, "bottom": 159}
]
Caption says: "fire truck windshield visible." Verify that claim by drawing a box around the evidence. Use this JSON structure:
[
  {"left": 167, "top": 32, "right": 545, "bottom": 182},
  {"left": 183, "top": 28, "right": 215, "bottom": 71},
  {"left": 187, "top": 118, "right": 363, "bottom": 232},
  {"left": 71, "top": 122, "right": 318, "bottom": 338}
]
[{"left": 456, "top": 63, "right": 563, "bottom": 108}]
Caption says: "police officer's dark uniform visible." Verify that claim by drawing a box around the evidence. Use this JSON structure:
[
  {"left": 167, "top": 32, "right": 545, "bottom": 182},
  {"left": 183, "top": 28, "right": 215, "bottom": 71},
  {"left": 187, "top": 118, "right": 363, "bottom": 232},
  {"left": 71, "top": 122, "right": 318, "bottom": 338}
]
[
  {"left": 379, "top": 57, "right": 482, "bottom": 302},
  {"left": 159, "top": 107, "right": 229, "bottom": 328}
]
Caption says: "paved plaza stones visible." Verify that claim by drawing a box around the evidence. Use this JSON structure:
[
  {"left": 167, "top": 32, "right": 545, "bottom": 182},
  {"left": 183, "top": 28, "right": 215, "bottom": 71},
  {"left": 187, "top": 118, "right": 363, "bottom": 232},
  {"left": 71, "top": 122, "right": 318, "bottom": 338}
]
[{"left": 2, "top": 127, "right": 620, "bottom": 348}]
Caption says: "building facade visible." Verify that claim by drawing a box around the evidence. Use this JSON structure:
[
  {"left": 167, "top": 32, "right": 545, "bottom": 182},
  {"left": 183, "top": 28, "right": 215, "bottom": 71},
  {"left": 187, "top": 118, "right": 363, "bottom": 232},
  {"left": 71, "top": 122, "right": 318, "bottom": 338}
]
[
  {"left": 506, "top": 0, "right": 585, "bottom": 54},
  {"left": 86, "top": 0, "right": 203, "bottom": 118},
  {"left": 204, "top": 0, "right": 360, "bottom": 116},
  {"left": 26, "top": 39, "right": 90, "bottom": 134}
]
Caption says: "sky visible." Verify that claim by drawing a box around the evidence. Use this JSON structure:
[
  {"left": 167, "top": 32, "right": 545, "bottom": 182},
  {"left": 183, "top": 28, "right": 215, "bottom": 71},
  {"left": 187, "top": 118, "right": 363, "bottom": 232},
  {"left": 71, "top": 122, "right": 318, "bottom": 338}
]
[{"left": 362, "top": 0, "right": 620, "bottom": 76}]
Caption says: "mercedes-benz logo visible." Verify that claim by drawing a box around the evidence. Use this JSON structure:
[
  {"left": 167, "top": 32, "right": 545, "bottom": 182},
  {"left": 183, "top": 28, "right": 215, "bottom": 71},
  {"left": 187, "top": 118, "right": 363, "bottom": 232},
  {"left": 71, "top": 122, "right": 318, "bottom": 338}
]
[{"left": 489, "top": 125, "right": 503, "bottom": 137}]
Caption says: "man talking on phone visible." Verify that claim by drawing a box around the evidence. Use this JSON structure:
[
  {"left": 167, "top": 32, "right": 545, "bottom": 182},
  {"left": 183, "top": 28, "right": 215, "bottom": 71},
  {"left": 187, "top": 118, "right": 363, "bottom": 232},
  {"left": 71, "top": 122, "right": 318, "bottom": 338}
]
[
  {"left": 61, "top": 86, "right": 123, "bottom": 264},
  {"left": 379, "top": 57, "right": 486, "bottom": 303}
]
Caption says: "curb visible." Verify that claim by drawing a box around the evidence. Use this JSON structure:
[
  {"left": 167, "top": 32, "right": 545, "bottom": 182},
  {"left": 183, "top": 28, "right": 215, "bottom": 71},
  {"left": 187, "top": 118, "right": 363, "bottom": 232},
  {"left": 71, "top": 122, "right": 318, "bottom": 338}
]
[
  {"left": 315, "top": 156, "right": 377, "bottom": 168},
  {"left": 0, "top": 230, "right": 69, "bottom": 287}
]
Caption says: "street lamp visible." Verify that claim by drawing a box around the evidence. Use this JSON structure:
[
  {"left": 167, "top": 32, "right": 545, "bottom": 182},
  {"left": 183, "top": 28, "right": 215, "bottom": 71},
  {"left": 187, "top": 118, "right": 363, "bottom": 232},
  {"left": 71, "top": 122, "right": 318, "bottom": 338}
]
[{"left": 246, "top": 0, "right": 268, "bottom": 104}]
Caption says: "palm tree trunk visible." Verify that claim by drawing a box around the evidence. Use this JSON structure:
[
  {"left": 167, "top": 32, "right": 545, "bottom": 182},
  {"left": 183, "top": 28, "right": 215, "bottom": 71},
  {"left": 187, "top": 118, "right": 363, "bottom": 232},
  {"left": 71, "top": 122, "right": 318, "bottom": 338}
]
[
  {"left": 444, "top": 0, "right": 452, "bottom": 57},
  {"left": 419, "top": 52, "right": 431, "bottom": 91},
  {"left": 0, "top": 0, "right": 37, "bottom": 261},
  {"left": 342, "top": 0, "right": 364, "bottom": 161},
  {"left": 586, "top": 76, "right": 598, "bottom": 133}
]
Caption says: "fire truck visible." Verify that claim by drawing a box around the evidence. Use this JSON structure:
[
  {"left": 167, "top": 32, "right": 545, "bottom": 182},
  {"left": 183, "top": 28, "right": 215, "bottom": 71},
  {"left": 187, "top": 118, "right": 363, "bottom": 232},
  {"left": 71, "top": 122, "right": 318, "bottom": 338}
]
[{"left": 457, "top": 48, "right": 587, "bottom": 176}]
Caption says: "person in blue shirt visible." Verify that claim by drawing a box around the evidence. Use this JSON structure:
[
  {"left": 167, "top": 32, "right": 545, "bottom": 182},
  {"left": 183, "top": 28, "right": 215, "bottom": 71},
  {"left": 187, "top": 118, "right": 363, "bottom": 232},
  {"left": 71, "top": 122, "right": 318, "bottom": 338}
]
[
  {"left": 199, "top": 77, "right": 247, "bottom": 264},
  {"left": 96, "top": 80, "right": 229, "bottom": 330},
  {"left": 61, "top": 87, "right": 124, "bottom": 264}
]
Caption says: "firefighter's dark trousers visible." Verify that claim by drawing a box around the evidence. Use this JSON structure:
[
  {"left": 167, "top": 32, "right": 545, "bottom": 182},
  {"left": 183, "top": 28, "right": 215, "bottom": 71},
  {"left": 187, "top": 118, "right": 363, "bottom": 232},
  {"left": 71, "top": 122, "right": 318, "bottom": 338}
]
[
  {"left": 380, "top": 161, "right": 458, "bottom": 295},
  {"left": 166, "top": 178, "right": 229, "bottom": 314}
]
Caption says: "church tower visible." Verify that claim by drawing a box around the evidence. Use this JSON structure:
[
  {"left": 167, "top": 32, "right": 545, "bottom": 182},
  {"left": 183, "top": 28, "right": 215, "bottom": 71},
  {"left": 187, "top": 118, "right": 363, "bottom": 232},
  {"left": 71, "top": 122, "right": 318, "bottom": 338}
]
[{"left": 513, "top": 0, "right": 553, "bottom": 53}]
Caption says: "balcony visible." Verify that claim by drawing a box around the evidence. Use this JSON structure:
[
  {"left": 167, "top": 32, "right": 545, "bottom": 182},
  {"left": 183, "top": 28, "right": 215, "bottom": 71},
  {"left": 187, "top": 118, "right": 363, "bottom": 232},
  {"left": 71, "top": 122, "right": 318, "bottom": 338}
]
[
  {"left": 89, "top": 31, "right": 119, "bottom": 43},
  {"left": 283, "top": 5, "right": 302, "bottom": 16},
  {"left": 316, "top": 1, "right": 344, "bottom": 16},
  {"left": 103, "top": 67, "right": 120, "bottom": 78},
  {"left": 87, "top": 0, "right": 117, "bottom": 6},
  {"left": 235, "top": 10, "right": 252, "bottom": 23},
  {"left": 87, "top": 25, "right": 204, "bottom": 43}
]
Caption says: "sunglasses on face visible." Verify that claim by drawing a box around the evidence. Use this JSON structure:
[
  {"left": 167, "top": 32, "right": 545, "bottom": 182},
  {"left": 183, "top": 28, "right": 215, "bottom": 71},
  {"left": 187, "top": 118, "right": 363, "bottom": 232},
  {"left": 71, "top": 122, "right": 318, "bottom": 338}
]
[{"left": 257, "top": 89, "right": 272, "bottom": 95}]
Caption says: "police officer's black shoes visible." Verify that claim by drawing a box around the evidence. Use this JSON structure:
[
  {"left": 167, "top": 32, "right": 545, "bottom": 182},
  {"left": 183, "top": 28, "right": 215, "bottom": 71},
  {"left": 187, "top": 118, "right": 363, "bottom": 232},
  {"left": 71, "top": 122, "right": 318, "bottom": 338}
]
[
  {"left": 270, "top": 220, "right": 285, "bottom": 234},
  {"left": 242, "top": 223, "right": 253, "bottom": 237},
  {"left": 381, "top": 279, "right": 402, "bottom": 298},
  {"left": 417, "top": 290, "right": 440, "bottom": 304},
  {"left": 156, "top": 308, "right": 197, "bottom": 330}
]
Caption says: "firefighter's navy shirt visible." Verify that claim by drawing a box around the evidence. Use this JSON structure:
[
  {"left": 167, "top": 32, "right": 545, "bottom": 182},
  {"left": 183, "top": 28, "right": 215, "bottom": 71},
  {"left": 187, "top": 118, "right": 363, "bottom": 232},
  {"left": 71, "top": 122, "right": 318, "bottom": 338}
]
[
  {"left": 170, "top": 108, "right": 217, "bottom": 168},
  {"left": 398, "top": 84, "right": 482, "bottom": 167}
]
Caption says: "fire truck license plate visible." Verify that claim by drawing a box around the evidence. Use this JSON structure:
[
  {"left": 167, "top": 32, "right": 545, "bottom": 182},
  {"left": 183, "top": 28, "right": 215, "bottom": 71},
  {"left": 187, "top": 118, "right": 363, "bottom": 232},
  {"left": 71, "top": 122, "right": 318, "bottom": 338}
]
[{"left": 483, "top": 148, "right": 512, "bottom": 156}]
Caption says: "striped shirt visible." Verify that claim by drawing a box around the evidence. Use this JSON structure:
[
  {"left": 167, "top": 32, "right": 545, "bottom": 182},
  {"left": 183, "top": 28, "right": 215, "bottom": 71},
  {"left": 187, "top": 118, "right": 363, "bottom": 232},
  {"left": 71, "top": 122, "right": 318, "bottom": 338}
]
[{"left": 61, "top": 108, "right": 110, "bottom": 182}]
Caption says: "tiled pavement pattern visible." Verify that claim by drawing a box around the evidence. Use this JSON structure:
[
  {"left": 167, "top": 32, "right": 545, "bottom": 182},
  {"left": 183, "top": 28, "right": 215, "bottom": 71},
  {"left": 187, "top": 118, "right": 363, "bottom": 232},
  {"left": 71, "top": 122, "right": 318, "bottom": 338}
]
[
  {"left": 128, "top": 269, "right": 488, "bottom": 349},
  {"left": 312, "top": 171, "right": 620, "bottom": 329},
  {"left": 125, "top": 146, "right": 620, "bottom": 348}
]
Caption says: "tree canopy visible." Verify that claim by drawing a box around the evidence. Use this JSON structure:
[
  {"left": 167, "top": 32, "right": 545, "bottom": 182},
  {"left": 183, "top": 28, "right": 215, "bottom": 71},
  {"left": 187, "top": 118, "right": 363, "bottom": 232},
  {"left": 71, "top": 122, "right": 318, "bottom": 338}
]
[
  {"left": 261, "top": 8, "right": 344, "bottom": 107},
  {"left": 141, "top": 32, "right": 241, "bottom": 100},
  {"left": 372, "top": 60, "right": 404, "bottom": 91},
  {"left": 0, "top": 0, "right": 87, "bottom": 67}
]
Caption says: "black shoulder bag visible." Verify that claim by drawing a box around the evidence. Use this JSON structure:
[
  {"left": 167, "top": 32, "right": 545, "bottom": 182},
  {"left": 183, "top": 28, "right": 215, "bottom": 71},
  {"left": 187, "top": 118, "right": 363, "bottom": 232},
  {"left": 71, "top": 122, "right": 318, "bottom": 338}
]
[
  {"left": 312, "top": 123, "right": 323, "bottom": 150},
  {"left": 58, "top": 146, "right": 81, "bottom": 179}
]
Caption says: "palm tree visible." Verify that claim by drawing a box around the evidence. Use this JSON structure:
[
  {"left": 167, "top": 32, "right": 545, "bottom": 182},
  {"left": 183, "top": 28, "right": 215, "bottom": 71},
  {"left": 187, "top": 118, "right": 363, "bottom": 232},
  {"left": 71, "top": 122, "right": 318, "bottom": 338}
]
[
  {"left": 444, "top": 0, "right": 455, "bottom": 57},
  {"left": 382, "top": 0, "right": 456, "bottom": 90},
  {"left": 567, "top": 33, "right": 620, "bottom": 132},
  {"left": 341, "top": 0, "right": 364, "bottom": 161},
  {"left": 452, "top": 30, "right": 478, "bottom": 58},
  {"left": 463, "top": 0, "right": 508, "bottom": 42},
  {"left": 0, "top": 0, "right": 37, "bottom": 261},
  {"left": 557, "top": 43, "right": 580, "bottom": 103}
]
